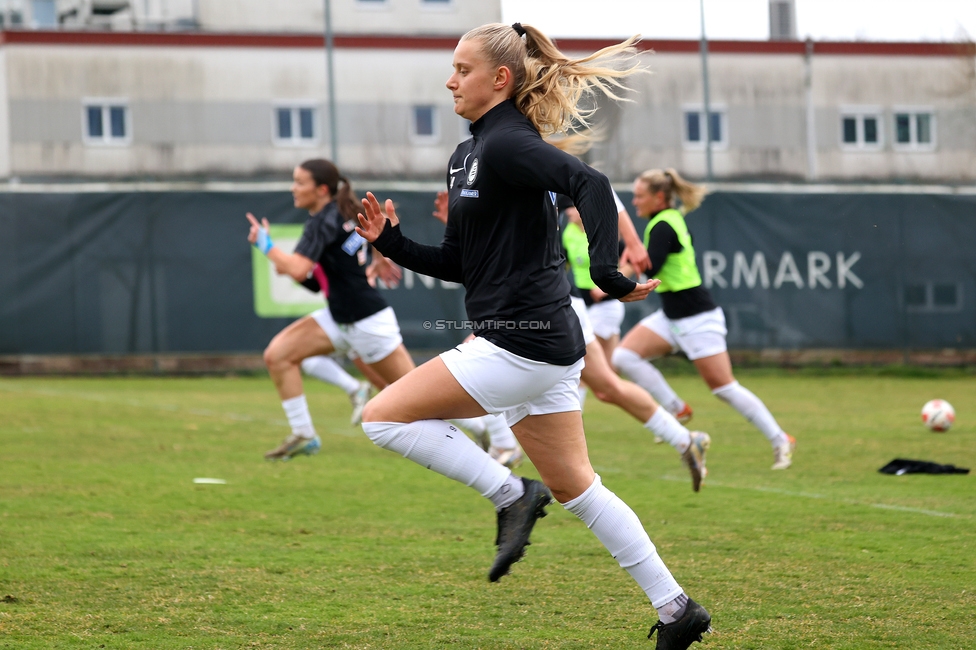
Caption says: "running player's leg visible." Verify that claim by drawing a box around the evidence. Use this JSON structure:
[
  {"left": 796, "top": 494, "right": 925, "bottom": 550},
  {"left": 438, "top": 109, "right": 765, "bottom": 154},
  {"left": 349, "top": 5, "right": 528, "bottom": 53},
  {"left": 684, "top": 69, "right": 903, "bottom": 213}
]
[
  {"left": 588, "top": 298, "right": 624, "bottom": 362},
  {"left": 484, "top": 413, "right": 522, "bottom": 468},
  {"left": 596, "top": 333, "right": 619, "bottom": 365},
  {"left": 513, "top": 411, "right": 695, "bottom": 626},
  {"left": 352, "top": 355, "right": 389, "bottom": 391},
  {"left": 582, "top": 340, "right": 709, "bottom": 492},
  {"left": 695, "top": 351, "right": 794, "bottom": 469},
  {"left": 301, "top": 355, "right": 360, "bottom": 395},
  {"left": 360, "top": 355, "right": 527, "bottom": 514},
  {"left": 263, "top": 314, "right": 336, "bottom": 459},
  {"left": 613, "top": 314, "right": 691, "bottom": 420},
  {"left": 366, "top": 344, "right": 415, "bottom": 385},
  {"left": 302, "top": 354, "right": 372, "bottom": 425}
]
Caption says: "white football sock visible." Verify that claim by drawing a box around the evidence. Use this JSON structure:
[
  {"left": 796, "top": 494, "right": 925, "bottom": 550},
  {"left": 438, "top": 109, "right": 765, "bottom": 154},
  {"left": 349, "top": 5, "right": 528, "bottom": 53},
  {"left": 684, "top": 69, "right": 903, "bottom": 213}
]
[
  {"left": 362, "top": 420, "right": 524, "bottom": 510},
  {"left": 450, "top": 417, "right": 487, "bottom": 436},
  {"left": 300, "top": 356, "right": 360, "bottom": 395},
  {"left": 578, "top": 386, "right": 589, "bottom": 412},
  {"left": 484, "top": 414, "right": 518, "bottom": 449},
  {"left": 712, "top": 381, "right": 788, "bottom": 447},
  {"left": 645, "top": 408, "right": 691, "bottom": 453},
  {"left": 281, "top": 395, "right": 316, "bottom": 439},
  {"left": 562, "top": 475, "right": 683, "bottom": 608},
  {"left": 612, "top": 348, "right": 686, "bottom": 416},
  {"left": 657, "top": 592, "right": 689, "bottom": 624}
]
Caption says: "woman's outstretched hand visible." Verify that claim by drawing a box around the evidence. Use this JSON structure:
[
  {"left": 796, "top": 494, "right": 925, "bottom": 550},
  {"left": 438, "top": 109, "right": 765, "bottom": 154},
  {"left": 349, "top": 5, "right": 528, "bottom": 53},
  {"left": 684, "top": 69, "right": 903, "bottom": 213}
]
[
  {"left": 619, "top": 278, "right": 661, "bottom": 303},
  {"left": 432, "top": 190, "right": 449, "bottom": 225},
  {"left": 356, "top": 192, "right": 399, "bottom": 242},
  {"left": 246, "top": 213, "right": 273, "bottom": 254}
]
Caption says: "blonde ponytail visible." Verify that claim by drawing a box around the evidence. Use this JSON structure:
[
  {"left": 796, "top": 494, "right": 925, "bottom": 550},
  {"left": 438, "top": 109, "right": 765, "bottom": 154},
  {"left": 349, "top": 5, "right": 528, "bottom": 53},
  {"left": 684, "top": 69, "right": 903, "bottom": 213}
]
[
  {"left": 636, "top": 168, "right": 707, "bottom": 213},
  {"left": 461, "top": 23, "right": 644, "bottom": 150}
]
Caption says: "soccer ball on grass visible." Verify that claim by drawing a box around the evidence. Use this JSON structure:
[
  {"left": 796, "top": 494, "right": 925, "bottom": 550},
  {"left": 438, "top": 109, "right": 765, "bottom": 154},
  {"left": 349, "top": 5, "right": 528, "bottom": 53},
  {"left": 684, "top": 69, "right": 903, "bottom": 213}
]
[{"left": 921, "top": 399, "right": 955, "bottom": 432}]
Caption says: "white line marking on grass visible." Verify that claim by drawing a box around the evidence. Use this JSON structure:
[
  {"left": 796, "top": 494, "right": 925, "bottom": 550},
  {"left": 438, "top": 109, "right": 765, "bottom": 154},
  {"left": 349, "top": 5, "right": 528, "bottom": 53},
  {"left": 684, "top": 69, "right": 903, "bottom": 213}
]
[
  {"left": 658, "top": 474, "right": 967, "bottom": 519},
  {"left": 0, "top": 383, "right": 359, "bottom": 438}
]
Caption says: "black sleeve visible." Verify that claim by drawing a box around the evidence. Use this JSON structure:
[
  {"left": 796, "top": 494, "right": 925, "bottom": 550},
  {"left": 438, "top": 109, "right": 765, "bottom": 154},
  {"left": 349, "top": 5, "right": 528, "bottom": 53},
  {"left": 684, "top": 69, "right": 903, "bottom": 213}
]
[
  {"left": 372, "top": 220, "right": 464, "bottom": 284},
  {"left": 646, "top": 221, "right": 682, "bottom": 279},
  {"left": 485, "top": 128, "right": 636, "bottom": 299},
  {"left": 294, "top": 212, "right": 341, "bottom": 262},
  {"left": 298, "top": 274, "right": 321, "bottom": 293}
]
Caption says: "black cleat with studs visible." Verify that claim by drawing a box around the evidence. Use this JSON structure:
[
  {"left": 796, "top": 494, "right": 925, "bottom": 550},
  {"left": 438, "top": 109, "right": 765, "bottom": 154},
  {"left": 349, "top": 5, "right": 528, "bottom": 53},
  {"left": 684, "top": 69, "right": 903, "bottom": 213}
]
[
  {"left": 488, "top": 477, "right": 552, "bottom": 582},
  {"left": 647, "top": 598, "right": 712, "bottom": 649}
]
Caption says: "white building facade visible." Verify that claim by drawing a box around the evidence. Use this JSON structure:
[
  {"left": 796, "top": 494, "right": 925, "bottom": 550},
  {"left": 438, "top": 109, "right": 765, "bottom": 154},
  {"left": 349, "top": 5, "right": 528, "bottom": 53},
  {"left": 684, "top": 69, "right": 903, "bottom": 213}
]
[{"left": 0, "top": 0, "right": 974, "bottom": 182}]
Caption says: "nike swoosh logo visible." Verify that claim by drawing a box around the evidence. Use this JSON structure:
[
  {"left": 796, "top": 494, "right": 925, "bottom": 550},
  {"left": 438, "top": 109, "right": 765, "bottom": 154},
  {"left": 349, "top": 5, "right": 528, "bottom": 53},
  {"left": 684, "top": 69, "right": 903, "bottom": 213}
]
[{"left": 450, "top": 167, "right": 464, "bottom": 174}]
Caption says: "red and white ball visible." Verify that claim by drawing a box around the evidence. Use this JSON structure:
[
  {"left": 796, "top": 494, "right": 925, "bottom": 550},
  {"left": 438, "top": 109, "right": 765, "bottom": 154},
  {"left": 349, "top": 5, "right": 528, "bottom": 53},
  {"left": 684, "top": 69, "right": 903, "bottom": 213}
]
[{"left": 921, "top": 399, "right": 955, "bottom": 432}]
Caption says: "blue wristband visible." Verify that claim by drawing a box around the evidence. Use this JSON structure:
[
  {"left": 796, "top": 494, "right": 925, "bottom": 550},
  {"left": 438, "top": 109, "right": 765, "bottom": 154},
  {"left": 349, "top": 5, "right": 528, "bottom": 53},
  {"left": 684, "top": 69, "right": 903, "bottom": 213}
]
[{"left": 255, "top": 227, "right": 273, "bottom": 255}]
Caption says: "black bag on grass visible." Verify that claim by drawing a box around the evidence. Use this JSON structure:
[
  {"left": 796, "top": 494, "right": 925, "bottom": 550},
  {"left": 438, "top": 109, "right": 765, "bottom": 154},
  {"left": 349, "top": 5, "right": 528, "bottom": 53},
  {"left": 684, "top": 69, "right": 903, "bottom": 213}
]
[{"left": 878, "top": 459, "right": 970, "bottom": 475}]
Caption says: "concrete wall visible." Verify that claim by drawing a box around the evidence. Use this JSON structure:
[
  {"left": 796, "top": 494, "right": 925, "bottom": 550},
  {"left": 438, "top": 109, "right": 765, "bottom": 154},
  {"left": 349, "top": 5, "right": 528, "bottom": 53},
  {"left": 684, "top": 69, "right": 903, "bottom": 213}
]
[
  {"left": 196, "top": 0, "right": 501, "bottom": 35},
  {"left": 2, "top": 35, "right": 974, "bottom": 182},
  {"left": 4, "top": 43, "right": 465, "bottom": 177}
]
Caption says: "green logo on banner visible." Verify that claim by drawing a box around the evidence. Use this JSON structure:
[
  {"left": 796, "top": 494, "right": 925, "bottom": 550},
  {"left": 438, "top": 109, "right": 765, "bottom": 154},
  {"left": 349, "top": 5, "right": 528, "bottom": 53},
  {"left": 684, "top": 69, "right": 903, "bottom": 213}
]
[{"left": 251, "top": 224, "right": 325, "bottom": 318}]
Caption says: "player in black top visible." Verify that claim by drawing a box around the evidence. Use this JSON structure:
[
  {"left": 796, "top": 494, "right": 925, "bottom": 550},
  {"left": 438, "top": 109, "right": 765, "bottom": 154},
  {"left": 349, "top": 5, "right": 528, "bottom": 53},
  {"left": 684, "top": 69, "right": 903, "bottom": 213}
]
[
  {"left": 354, "top": 23, "right": 710, "bottom": 647},
  {"left": 246, "top": 158, "right": 415, "bottom": 460},
  {"left": 612, "top": 168, "right": 795, "bottom": 472}
]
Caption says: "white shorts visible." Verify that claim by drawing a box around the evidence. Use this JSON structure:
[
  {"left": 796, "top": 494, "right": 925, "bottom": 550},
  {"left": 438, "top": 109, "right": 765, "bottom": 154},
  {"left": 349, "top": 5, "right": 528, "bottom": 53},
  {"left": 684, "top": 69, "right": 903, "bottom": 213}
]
[
  {"left": 639, "top": 307, "right": 728, "bottom": 361},
  {"left": 440, "top": 336, "right": 584, "bottom": 427},
  {"left": 587, "top": 300, "right": 625, "bottom": 340},
  {"left": 311, "top": 306, "right": 403, "bottom": 365},
  {"left": 569, "top": 296, "right": 597, "bottom": 346}
]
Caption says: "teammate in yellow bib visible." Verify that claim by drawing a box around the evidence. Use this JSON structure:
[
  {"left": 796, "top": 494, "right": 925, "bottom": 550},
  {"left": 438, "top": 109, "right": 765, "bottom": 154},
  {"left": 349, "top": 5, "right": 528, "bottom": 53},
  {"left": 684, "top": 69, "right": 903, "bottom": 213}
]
[{"left": 611, "top": 168, "right": 796, "bottom": 471}]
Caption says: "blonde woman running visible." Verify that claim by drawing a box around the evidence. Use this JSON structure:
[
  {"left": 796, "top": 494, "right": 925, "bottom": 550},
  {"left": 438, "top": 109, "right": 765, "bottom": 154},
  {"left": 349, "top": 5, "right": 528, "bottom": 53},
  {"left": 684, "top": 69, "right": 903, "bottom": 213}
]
[
  {"left": 356, "top": 23, "right": 710, "bottom": 649},
  {"left": 612, "top": 169, "right": 795, "bottom": 470}
]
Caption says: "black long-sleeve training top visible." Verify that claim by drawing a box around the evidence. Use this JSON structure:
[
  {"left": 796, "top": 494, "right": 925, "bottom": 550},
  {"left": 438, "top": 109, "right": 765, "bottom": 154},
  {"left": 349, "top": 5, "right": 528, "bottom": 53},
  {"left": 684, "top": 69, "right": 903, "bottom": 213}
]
[
  {"left": 294, "top": 202, "right": 388, "bottom": 324},
  {"left": 374, "top": 99, "right": 635, "bottom": 365},
  {"left": 645, "top": 218, "right": 716, "bottom": 320}
]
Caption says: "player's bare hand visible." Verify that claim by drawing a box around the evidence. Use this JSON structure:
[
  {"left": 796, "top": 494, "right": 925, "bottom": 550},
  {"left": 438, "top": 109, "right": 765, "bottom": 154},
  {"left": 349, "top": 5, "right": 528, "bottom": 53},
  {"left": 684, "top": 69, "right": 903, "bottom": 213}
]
[
  {"left": 367, "top": 257, "right": 402, "bottom": 288},
  {"left": 432, "top": 191, "right": 449, "bottom": 225},
  {"left": 619, "top": 279, "right": 661, "bottom": 303},
  {"left": 356, "top": 192, "right": 399, "bottom": 242},
  {"left": 621, "top": 240, "right": 651, "bottom": 273},
  {"left": 246, "top": 213, "right": 270, "bottom": 245}
]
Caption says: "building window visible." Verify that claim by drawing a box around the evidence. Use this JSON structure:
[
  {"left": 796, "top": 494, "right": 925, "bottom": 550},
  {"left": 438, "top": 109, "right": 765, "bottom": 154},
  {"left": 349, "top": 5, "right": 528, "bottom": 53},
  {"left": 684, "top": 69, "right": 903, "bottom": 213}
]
[
  {"left": 83, "top": 101, "right": 131, "bottom": 145},
  {"left": 274, "top": 106, "right": 317, "bottom": 146},
  {"left": 683, "top": 106, "right": 727, "bottom": 150},
  {"left": 31, "top": 0, "right": 57, "bottom": 27},
  {"left": 904, "top": 282, "right": 962, "bottom": 313},
  {"left": 893, "top": 109, "right": 936, "bottom": 150},
  {"left": 411, "top": 105, "right": 440, "bottom": 143},
  {"left": 839, "top": 108, "right": 883, "bottom": 150}
]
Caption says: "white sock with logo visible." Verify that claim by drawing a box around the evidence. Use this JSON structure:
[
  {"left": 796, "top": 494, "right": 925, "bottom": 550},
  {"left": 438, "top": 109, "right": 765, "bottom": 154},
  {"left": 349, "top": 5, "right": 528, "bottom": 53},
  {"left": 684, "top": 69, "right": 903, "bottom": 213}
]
[
  {"left": 362, "top": 420, "right": 524, "bottom": 510},
  {"left": 712, "top": 381, "right": 788, "bottom": 446},
  {"left": 450, "top": 417, "right": 487, "bottom": 436},
  {"left": 281, "top": 395, "right": 316, "bottom": 439},
  {"left": 300, "top": 356, "right": 360, "bottom": 395},
  {"left": 562, "top": 475, "right": 683, "bottom": 608},
  {"left": 484, "top": 414, "right": 518, "bottom": 449},
  {"left": 611, "top": 348, "right": 686, "bottom": 416},
  {"left": 645, "top": 407, "right": 691, "bottom": 453}
]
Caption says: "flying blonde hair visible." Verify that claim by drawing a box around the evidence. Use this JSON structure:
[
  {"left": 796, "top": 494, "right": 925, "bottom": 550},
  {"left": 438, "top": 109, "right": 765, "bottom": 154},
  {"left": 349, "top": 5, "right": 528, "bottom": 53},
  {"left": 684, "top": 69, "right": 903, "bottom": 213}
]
[
  {"left": 636, "top": 168, "right": 707, "bottom": 213},
  {"left": 461, "top": 23, "right": 643, "bottom": 151}
]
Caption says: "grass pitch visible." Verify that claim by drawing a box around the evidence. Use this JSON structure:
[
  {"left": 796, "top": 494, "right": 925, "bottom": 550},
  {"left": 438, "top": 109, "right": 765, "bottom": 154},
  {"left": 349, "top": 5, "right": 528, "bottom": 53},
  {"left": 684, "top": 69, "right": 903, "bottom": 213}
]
[{"left": 0, "top": 370, "right": 973, "bottom": 649}]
